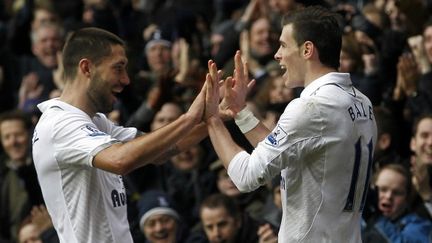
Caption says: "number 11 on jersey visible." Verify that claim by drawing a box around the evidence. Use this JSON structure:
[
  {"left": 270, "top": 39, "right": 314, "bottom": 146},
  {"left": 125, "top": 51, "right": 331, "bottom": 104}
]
[{"left": 344, "top": 137, "right": 373, "bottom": 212}]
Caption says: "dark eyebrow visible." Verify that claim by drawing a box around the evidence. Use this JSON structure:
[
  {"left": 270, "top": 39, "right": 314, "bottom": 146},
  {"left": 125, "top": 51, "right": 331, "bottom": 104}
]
[{"left": 112, "top": 60, "right": 127, "bottom": 67}]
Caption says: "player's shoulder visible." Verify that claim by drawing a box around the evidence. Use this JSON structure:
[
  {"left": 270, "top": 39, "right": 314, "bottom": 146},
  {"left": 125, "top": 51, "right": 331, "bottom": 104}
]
[{"left": 280, "top": 97, "right": 323, "bottom": 131}]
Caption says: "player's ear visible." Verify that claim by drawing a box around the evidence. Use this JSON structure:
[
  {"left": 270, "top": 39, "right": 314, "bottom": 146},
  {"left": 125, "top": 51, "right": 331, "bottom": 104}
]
[
  {"left": 79, "top": 58, "right": 92, "bottom": 78},
  {"left": 302, "top": 41, "right": 314, "bottom": 59}
]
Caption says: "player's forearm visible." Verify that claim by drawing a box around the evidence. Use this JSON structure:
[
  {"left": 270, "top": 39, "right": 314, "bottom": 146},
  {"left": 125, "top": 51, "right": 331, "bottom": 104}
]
[
  {"left": 207, "top": 116, "right": 244, "bottom": 169},
  {"left": 243, "top": 122, "right": 270, "bottom": 147},
  {"left": 234, "top": 107, "right": 270, "bottom": 147},
  {"left": 147, "top": 122, "right": 208, "bottom": 165},
  {"left": 94, "top": 113, "right": 199, "bottom": 174},
  {"left": 176, "top": 122, "right": 208, "bottom": 152},
  {"left": 128, "top": 113, "right": 201, "bottom": 167}
]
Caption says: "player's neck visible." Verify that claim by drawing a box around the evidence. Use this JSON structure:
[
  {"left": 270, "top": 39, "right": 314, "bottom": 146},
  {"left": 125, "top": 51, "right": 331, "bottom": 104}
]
[
  {"left": 304, "top": 64, "right": 337, "bottom": 86},
  {"left": 60, "top": 82, "right": 96, "bottom": 117}
]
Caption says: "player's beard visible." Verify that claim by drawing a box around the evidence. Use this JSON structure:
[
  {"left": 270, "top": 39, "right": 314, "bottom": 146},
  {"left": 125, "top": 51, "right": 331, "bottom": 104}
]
[{"left": 87, "top": 72, "right": 114, "bottom": 114}]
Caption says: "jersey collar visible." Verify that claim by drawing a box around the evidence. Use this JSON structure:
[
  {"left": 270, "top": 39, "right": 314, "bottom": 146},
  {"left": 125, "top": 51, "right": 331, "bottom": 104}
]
[{"left": 300, "top": 72, "right": 351, "bottom": 98}]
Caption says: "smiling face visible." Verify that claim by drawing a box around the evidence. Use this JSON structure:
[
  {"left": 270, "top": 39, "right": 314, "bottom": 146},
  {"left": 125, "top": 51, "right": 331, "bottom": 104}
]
[
  {"left": 32, "top": 24, "right": 63, "bottom": 69},
  {"left": 423, "top": 26, "right": 432, "bottom": 64},
  {"left": 142, "top": 214, "right": 177, "bottom": 243},
  {"left": 170, "top": 144, "right": 202, "bottom": 172},
  {"left": 87, "top": 44, "right": 129, "bottom": 114},
  {"left": 0, "top": 119, "right": 29, "bottom": 163},
  {"left": 375, "top": 168, "right": 408, "bottom": 220},
  {"left": 411, "top": 117, "right": 432, "bottom": 165},
  {"left": 249, "top": 17, "right": 277, "bottom": 58},
  {"left": 274, "top": 24, "right": 305, "bottom": 88}
]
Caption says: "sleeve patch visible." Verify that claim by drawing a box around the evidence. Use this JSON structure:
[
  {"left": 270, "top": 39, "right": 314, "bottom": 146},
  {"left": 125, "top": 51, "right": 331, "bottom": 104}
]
[
  {"left": 265, "top": 124, "right": 287, "bottom": 147},
  {"left": 81, "top": 125, "right": 107, "bottom": 137}
]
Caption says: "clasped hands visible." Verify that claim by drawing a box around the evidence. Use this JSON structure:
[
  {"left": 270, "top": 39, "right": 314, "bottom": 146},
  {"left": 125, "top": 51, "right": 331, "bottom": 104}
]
[
  {"left": 185, "top": 50, "right": 255, "bottom": 125},
  {"left": 205, "top": 50, "right": 256, "bottom": 123}
]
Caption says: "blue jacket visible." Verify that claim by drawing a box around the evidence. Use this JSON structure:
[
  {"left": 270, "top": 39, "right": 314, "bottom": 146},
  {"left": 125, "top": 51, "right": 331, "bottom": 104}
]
[{"left": 364, "top": 213, "right": 432, "bottom": 243}]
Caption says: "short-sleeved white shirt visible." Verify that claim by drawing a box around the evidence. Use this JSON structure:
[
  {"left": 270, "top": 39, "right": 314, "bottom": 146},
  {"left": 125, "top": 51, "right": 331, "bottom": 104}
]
[
  {"left": 32, "top": 99, "right": 138, "bottom": 243},
  {"left": 228, "top": 72, "right": 377, "bottom": 242}
]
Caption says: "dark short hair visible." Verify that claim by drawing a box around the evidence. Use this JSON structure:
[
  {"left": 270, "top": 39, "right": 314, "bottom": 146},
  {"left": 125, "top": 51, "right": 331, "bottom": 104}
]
[
  {"left": 200, "top": 193, "right": 240, "bottom": 219},
  {"left": 374, "top": 163, "right": 413, "bottom": 198},
  {"left": 0, "top": 110, "right": 32, "bottom": 138},
  {"left": 62, "top": 27, "right": 125, "bottom": 81},
  {"left": 412, "top": 114, "right": 432, "bottom": 137},
  {"left": 282, "top": 6, "right": 342, "bottom": 69}
]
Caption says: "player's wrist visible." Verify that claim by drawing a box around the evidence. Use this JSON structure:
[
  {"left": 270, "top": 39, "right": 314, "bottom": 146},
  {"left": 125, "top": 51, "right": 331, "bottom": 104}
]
[
  {"left": 205, "top": 113, "right": 220, "bottom": 123},
  {"left": 234, "top": 106, "right": 259, "bottom": 133}
]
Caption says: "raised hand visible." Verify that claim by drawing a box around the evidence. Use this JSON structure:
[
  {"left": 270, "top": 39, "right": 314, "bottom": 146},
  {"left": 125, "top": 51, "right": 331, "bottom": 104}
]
[
  {"left": 393, "top": 52, "right": 419, "bottom": 100},
  {"left": 408, "top": 35, "right": 431, "bottom": 74},
  {"left": 219, "top": 50, "right": 256, "bottom": 117},
  {"left": 411, "top": 156, "right": 432, "bottom": 202},
  {"left": 258, "top": 223, "right": 278, "bottom": 243},
  {"left": 53, "top": 51, "right": 65, "bottom": 90},
  {"left": 186, "top": 81, "right": 206, "bottom": 124},
  {"left": 173, "top": 38, "right": 190, "bottom": 84},
  {"left": 205, "top": 60, "right": 221, "bottom": 121},
  {"left": 399, "top": 52, "right": 419, "bottom": 95},
  {"left": 19, "top": 72, "right": 44, "bottom": 109},
  {"left": 31, "top": 205, "right": 53, "bottom": 233}
]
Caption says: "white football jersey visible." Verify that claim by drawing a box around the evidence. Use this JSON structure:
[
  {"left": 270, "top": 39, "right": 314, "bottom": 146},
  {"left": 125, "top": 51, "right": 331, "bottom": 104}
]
[
  {"left": 32, "top": 99, "right": 138, "bottom": 243},
  {"left": 228, "top": 72, "right": 377, "bottom": 242}
]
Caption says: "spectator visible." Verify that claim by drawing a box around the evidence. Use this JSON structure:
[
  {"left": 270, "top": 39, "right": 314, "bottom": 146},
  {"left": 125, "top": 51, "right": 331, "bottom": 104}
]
[
  {"left": 124, "top": 30, "right": 179, "bottom": 126},
  {"left": 392, "top": 19, "right": 432, "bottom": 124},
  {"left": 187, "top": 193, "right": 277, "bottom": 243},
  {"left": 18, "top": 217, "right": 43, "bottom": 243},
  {"left": 372, "top": 106, "right": 405, "bottom": 169},
  {"left": 17, "top": 22, "right": 64, "bottom": 117},
  {"left": 1, "top": 1, "right": 432, "bottom": 241},
  {"left": 258, "top": 175, "right": 283, "bottom": 229},
  {"left": 209, "top": 159, "right": 267, "bottom": 221},
  {"left": 124, "top": 102, "right": 186, "bottom": 197},
  {"left": 362, "top": 163, "right": 432, "bottom": 242},
  {"left": 252, "top": 71, "right": 296, "bottom": 130},
  {"left": 410, "top": 114, "right": 432, "bottom": 218},
  {"left": 223, "top": 15, "right": 279, "bottom": 88},
  {"left": 136, "top": 190, "right": 188, "bottom": 243},
  {"left": 164, "top": 143, "right": 218, "bottom": 228},
  {"left": 17, "top": 205, "right": 59, "bottom": 243},
  {"left": 340, "top": 32, "right": 383, "bottom": 105},
  {"left": 0, "top": 110, "right": 43, "bottom": 242}
]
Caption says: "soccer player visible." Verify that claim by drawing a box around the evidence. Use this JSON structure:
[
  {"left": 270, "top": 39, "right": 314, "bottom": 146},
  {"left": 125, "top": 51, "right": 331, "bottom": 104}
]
[
  {"left": 204, "top": 6, "right": 378, "bottom": 242},
  {"left": 31, "top": 27, "right": 207, "bottom": 243}
]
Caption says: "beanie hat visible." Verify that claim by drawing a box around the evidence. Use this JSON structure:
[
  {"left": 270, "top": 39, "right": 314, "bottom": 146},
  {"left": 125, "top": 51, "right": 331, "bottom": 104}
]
[
  {"left": 145, "top": 29, "right": 171, "bottom": 53},
  {"left": 137, "top": 190, "right": 180, "bottom": 231}
]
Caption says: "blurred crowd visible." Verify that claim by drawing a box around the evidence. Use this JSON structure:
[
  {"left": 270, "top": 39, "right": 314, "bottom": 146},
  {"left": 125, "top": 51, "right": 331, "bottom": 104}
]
[{"left": 1, "top": 0, "right": 432, "bottom": 242}]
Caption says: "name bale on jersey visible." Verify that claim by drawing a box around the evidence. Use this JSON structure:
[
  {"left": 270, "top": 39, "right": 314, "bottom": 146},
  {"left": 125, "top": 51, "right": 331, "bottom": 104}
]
[{"left": 347, "top": 101, "right": 373, "bottom": 122}]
